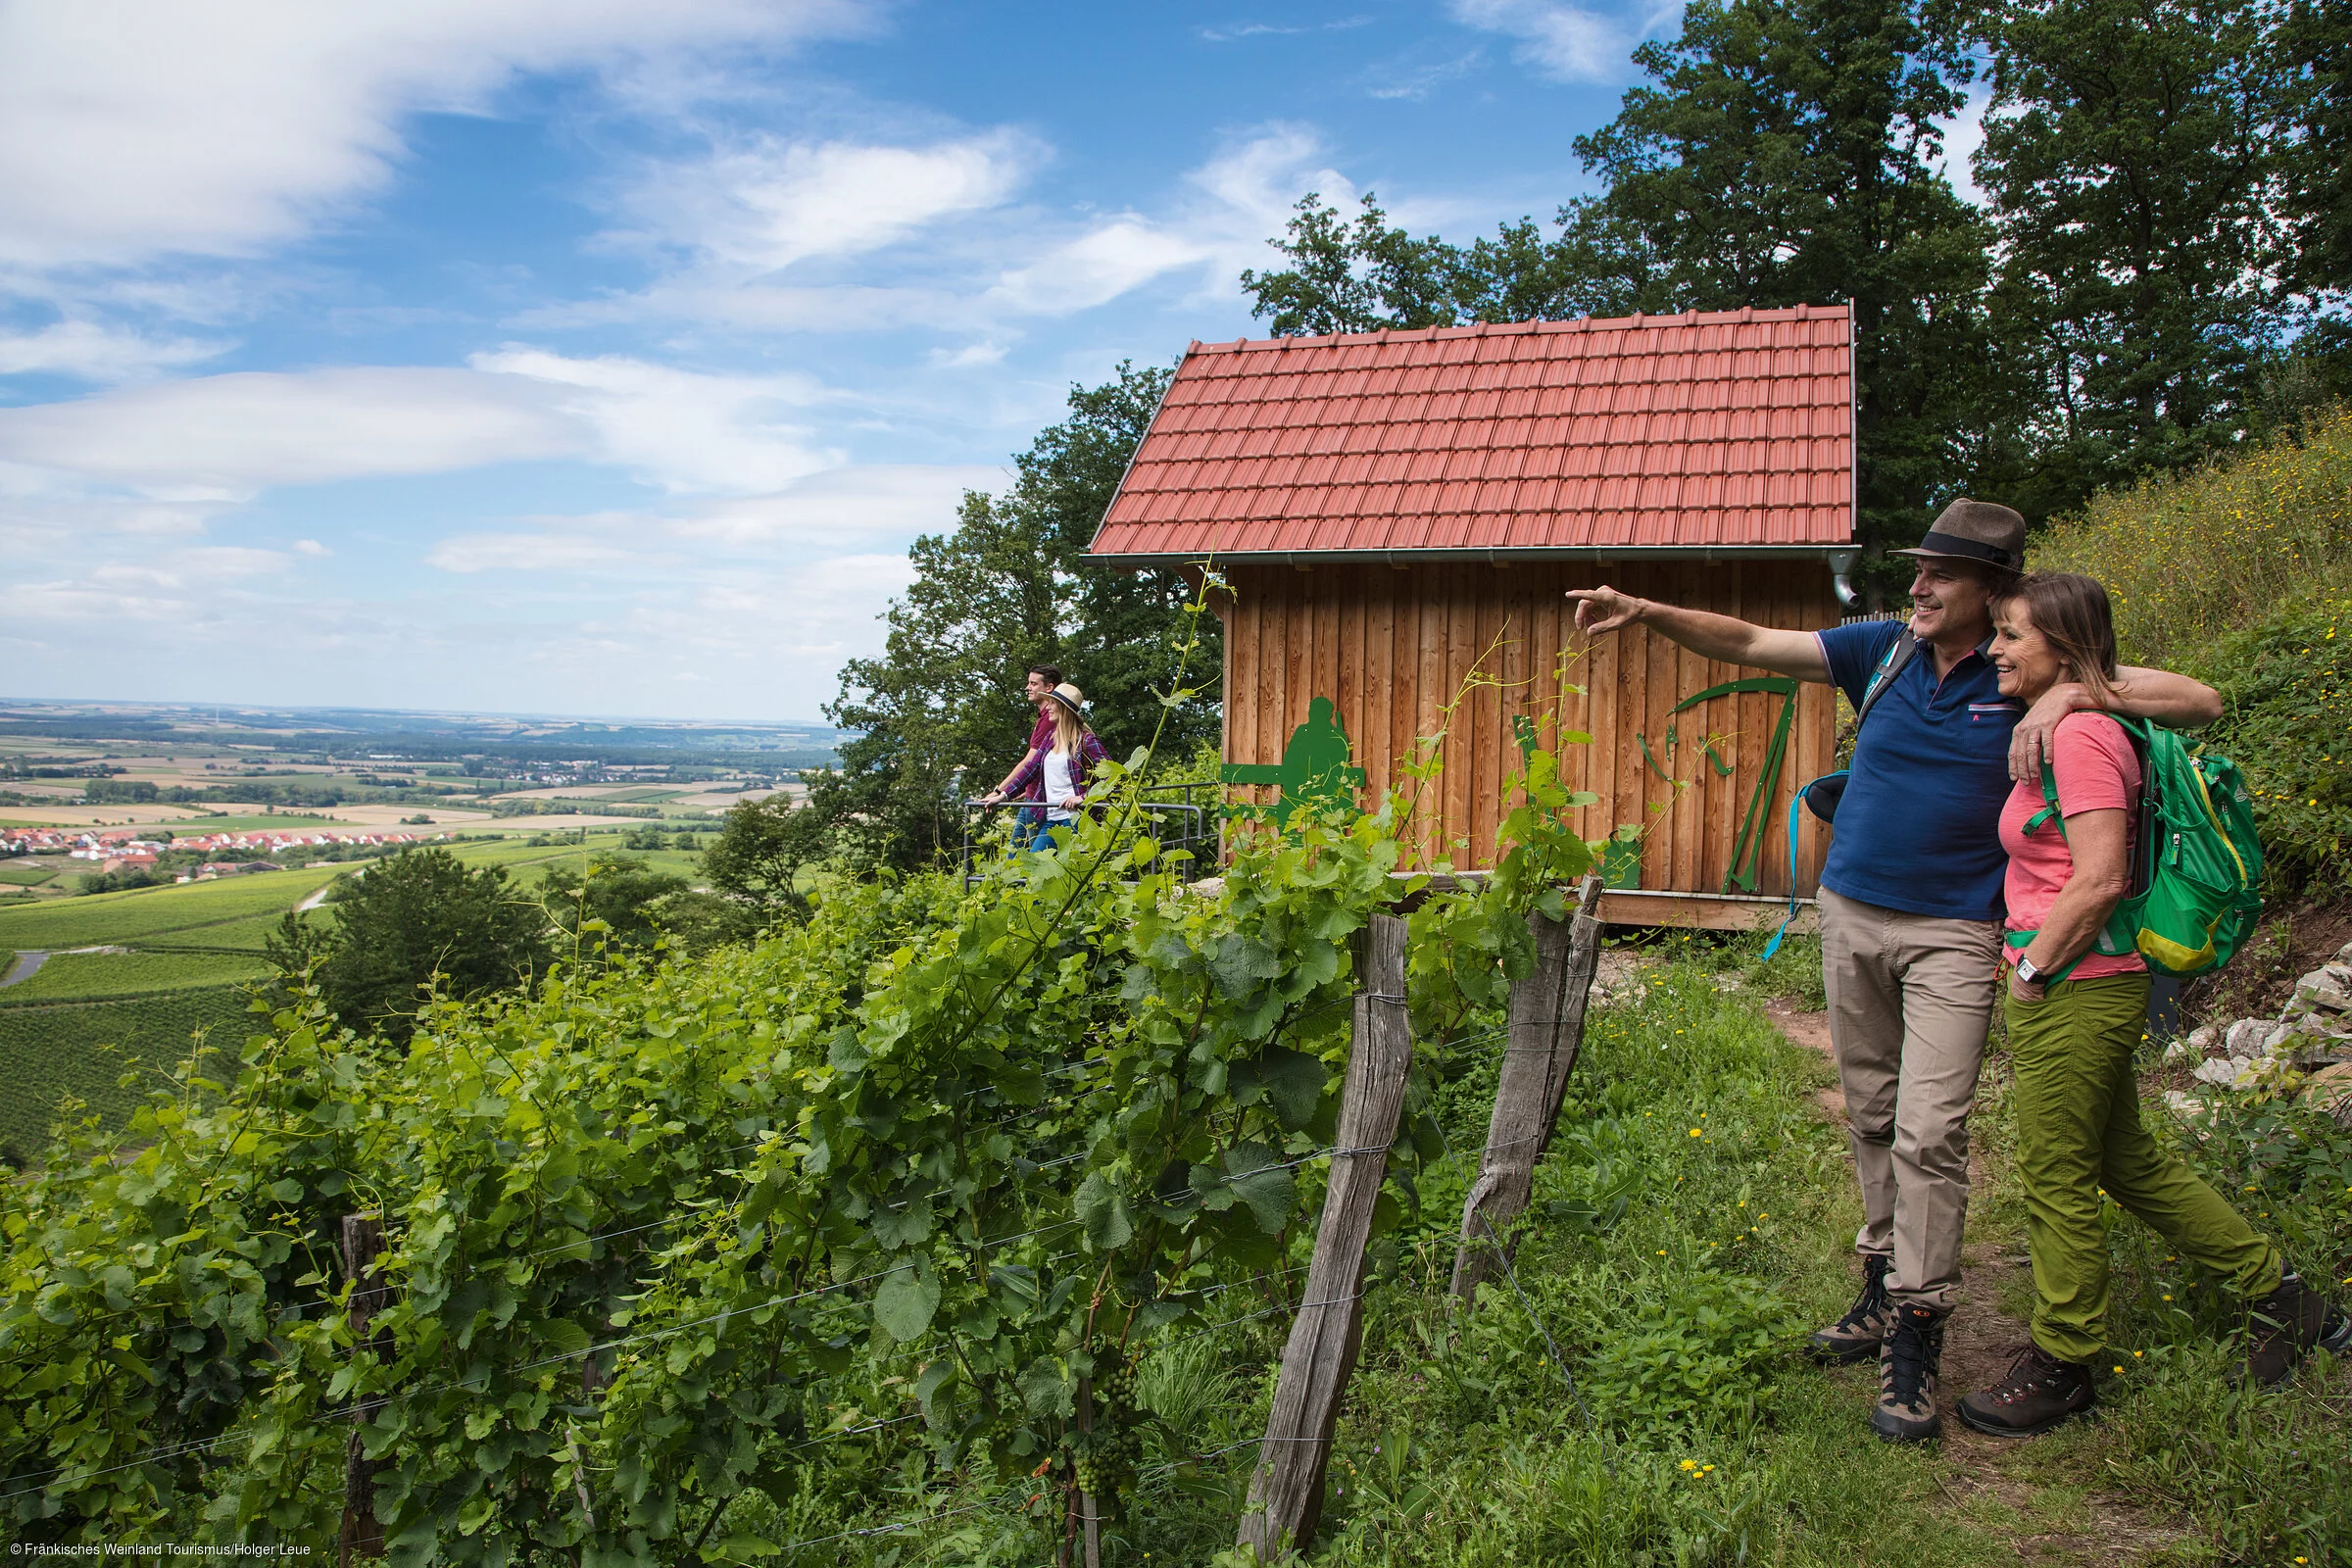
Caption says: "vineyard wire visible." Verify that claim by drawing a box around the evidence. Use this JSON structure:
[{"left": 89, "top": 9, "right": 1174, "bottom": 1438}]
[
  {"left": 7, "top": 1126, "right": 1370, "bottom": 1494},
  {"left": 1425, "top": 1110, "right": 1601, "bottom": 1437},
  {"left": 741, "top": 1480, "right": 1042, "bottom": 1562},
  {"left": 0, "top": 1230, "right": 1085, "bottom": 1502}
]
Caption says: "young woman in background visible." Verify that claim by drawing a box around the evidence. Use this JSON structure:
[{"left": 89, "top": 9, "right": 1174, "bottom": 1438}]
[{"left": 1001, "top": 682, "right": 1108, "bottom": 851}]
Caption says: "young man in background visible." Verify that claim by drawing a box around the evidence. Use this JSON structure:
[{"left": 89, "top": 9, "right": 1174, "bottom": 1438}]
[{"left": 980, "top": 664, "right": 1065, "bottom": 838}]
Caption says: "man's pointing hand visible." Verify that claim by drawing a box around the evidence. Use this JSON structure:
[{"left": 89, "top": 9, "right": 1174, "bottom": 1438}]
[{"left": 1564, "top": 586, "right": 1645, "bottom": 636}]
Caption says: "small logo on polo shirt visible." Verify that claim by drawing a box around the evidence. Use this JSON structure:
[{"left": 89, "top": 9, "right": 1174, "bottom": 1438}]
[{"left": 1969, "top": 701, "right": 2023, "bottom": 721}]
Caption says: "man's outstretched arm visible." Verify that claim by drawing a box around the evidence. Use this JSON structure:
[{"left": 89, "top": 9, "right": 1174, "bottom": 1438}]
[
  {"left": 1565, "top": 586, "right": 1831, "bottom": 683},
  {"left": 2009, "top": 667, "right": 2225, "bottom": 781}
]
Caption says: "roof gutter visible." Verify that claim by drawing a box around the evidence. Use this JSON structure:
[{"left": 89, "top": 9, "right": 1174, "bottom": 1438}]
[{"left": 1085, "top": 544, "right": 1859, "bottom": 570}]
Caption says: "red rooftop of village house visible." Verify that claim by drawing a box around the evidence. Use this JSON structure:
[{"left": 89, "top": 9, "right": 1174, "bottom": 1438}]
[{"left": 1086, "top": 303, "right": 1856, "bottom": 564}]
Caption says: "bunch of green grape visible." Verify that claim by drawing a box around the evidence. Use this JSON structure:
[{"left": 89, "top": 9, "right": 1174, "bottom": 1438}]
[{"left": 1071, "top": 1353, "right": 1143, "bottom": 1507}]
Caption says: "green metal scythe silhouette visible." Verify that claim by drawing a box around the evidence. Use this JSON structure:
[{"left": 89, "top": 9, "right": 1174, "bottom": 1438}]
[
  {"left": 1219, "top": 696, "right": 1368, "bottom": 827},
  {"left": 1634, "top": 675, "right": 1800, "bottom": 894}
]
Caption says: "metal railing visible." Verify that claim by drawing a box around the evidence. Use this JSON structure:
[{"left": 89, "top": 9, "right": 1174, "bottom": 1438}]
[{"left": 959, "top": 781, "right": 1220, "bottom": 888}]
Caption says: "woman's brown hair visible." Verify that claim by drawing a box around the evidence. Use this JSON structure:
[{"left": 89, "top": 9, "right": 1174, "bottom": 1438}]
[
  {"left": 1048, "top": 683, "right": 1093, "bottom": 756},
  {"left": 1991, "top": 571, "right": 2123, "bottom": 707}
]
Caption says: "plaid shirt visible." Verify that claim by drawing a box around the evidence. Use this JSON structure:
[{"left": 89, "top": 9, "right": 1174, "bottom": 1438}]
[
  {"left": 1003, "top": 730, "right": 1109, "bottom": 805},
  {"left": 1008, "top": 709, "right": 1056, "bottom": 800}
]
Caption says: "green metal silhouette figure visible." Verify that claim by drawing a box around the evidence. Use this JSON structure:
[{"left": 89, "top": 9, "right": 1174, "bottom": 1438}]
[{"left": 1220, "top": 696, "right": 1367, "bottom": 827}]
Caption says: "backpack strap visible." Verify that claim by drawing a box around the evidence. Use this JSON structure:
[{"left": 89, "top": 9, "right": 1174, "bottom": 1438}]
[
  {"left": 1853, "top": 626, "right": 1917, "bottom": 733},
  {"left": 1761, "top": 629, "right": 1914, "bottom": 962},
  {"left": 1761, "top": 786, "right": 1809, "bottom": 961},
  {"left": 2026, "top": 758, "right": 2065, "bottom": 838},
  {"left": 2012, "top": 728, "right": 2141, "bottom": 977}
]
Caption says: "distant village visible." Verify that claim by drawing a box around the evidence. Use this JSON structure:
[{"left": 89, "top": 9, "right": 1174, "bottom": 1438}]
[{"left": 0, "top": 825, "right": 448, "bottom": 879}]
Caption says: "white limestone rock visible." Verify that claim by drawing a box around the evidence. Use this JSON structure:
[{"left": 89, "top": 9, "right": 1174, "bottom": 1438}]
[{"left": 2225, "top": 1017, "right": 2273, "bottom": 1056}]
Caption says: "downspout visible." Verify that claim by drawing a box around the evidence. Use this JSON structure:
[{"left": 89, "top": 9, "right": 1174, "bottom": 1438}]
[{"left": 1828, "top": 549, "right": 1860, "bottom": 611}]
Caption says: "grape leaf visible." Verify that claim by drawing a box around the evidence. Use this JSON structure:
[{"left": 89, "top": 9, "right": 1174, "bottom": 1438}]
[{"left": 873, "top": 1259, "right": 940, "bottom": 1344}]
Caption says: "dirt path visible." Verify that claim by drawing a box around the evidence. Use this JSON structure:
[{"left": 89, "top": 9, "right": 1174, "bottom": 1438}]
[
  {"left": 0, "top": 944, "right": 128, "bottom": 989},
  {"left": 296, "top": 864, "right": 362, "bottom": 912},
  {"left": 1761, "top": 996, "right": 2185, "bottom": 1562}
]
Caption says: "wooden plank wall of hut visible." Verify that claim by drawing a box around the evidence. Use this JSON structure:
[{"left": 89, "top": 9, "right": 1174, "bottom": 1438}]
[{"left": 1216, "top": 560, "right": 1839, "bottom": 894}]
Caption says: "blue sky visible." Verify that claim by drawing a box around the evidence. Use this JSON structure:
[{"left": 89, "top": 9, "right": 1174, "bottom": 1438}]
[{"left": 1, "top": 0, "right": 1969, "bottom": 722}]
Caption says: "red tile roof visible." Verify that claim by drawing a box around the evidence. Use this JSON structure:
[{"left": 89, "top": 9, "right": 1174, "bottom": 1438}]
[{"left": 1087, "top": 304, "right": 1854, "bottom": 562}]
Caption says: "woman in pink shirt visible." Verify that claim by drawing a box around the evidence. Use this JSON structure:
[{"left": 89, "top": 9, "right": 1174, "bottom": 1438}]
[{"left": 1956, "top": 573, "right": 2347, "bottom": 1438}]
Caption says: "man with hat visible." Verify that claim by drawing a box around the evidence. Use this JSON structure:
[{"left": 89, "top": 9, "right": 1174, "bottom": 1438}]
[{"left": 1565, "top": 500, "right": 2221, "bottom": 1443}]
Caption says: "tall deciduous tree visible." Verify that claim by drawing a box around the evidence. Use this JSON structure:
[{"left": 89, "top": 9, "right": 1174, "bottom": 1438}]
[
  {"left": 267, "top": 848, "right": 552, "bottom": 1044},
  {"left": 2279, "top": 0, "right": 2352, "bottom": 395},
  {"left": 1974, "top": 0, "right": 2294, "bottom": 504},
  {"left": 700, "top": 791, "right": 827, "bottom": 920},
  {"left": 1241, "top": 0, "right": 1998, "bottom": 598},
  {"left": 819, "top": 364, "right": 1217, "bottom": 873}
]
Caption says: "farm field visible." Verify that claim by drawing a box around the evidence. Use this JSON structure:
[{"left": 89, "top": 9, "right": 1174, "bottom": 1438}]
[
  {"left": 0, "top": 830, "right": 705, "bottom": 1150},
  {"left": 0, "top": 949, "right": 272, "bottom": 1004},
  {"left": 0, "top": 863, "right": 56, "bottom": 887},
  {"left": 0, "top": 865, "right": 338, "bottom": 1147},
  {"left": 0, "top": 863, "right": 345, "bottom": 950},
  {"left": 147, "top": 811, "right": 365, "bottom": 832},
  {"left": 0, "top": 984, "right": 258, "bottom": 1156}
]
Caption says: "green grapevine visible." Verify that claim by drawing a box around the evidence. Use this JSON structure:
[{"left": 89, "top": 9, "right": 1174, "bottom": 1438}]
[{"left": 0, "top": 608, "right": 1599, "bottom": 1556}]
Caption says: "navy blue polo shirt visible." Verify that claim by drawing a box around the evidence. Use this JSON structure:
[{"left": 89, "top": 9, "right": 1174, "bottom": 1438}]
[{"left": 1815, "top": 620, "right": 2024, "bottom": 921}]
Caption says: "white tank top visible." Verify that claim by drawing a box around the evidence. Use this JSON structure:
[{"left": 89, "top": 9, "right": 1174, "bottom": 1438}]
[{"left": 1043, "top": 749, "right": 1076, "bottom": 820}]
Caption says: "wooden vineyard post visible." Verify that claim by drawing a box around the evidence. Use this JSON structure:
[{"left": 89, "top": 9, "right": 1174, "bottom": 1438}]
[
  {"left": 339, "top": 1213, "right": 392, "bottom": 1565},
  {"left": 1451, "top": 874, "right": 1605, "bottom": 1303},
  {"left": 1077, "top": 1375, "right": 1102, "bottom": 1568},
  {"left": 1237, "top": 913, "right": 1412, "bottom": 1558}
]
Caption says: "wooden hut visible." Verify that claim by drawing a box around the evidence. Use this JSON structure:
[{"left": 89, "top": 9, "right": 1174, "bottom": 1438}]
[{"left": 1085, "top": 304, "right": 1858, "bottom": 930}]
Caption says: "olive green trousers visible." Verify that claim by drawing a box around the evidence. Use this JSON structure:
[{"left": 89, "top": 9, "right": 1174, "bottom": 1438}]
[{"left": 2005, "top": 973, "right": 2282, "bottom": 1364}]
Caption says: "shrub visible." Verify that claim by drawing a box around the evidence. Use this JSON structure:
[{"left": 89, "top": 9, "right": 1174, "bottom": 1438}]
[
  {"left": 2031, "top": 411, "right": 2352, "bottom": 894},
  {"left": 2033, "top": 405, "right": 2352, "bottom": 672}
]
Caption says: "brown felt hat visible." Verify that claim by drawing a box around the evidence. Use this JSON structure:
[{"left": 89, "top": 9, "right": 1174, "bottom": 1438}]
[{"left": 1893, "top": 498, "right": 2026, "bottom": 573}]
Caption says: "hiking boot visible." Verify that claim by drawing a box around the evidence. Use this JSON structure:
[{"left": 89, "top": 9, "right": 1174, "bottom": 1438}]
[
  {"left": 2236, "top": 1272, "right": 2352, "bottom": 1386},
  {"left": 1871, "top": 1302, "right": 1948, "bottom": 1442},
  {"left": 1808, "top": 1253, "right": 1893, "bottom": 1365},
  {"left": 1956, "top": 1344, "right": 2095, "bottom": 1439}
]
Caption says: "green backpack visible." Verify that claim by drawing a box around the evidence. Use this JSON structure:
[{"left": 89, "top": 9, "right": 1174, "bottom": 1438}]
[{"left": 2010, "top": 716, "right": 2263, "bottom": 981}]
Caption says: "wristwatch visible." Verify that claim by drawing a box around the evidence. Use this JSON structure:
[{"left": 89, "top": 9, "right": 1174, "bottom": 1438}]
[{"left": 2015, "top": 956, "right": 2047, "bottom": 987}]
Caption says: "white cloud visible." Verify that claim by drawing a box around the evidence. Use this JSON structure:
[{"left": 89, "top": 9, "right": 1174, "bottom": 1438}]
[
  {"left": 1449, "top": 0, "right": 1635, "bottom": 83},
  {"left": 472, "top": 347, "right": 838, "bottom": 493},
  {"left": 931, "top": 341, "right": 1008, "bottom": 368},
  {"left": 988, "top": 220, "right": 1208, "bottom": 316},
  {"left": 292, "top": 538, "right": 331, "bottom": 558},
  {"left": 672, "top": 464, "right": 1004, "bottom": 545},
  {"left": 426, "top": 462, "right": 1003, "bottom": 574},
  {"left": 546, "top": 123, "right": 1348, "bottom": 338},
  {"left": 0, "top": 350, "right": 855, "bottom": 503},
  {"left": 425, "top": 532, "right": 649, "bottom": 575},
  {"left": 0, "top": 0, "right": 873, "bottom": 270},
  {"left": 621, "top": 133, "right": 1039, "bottom": 271},
  {"left": 1199, "top": 16, "right": 1375, "bottom": 42},
  {"left": 0, "top": 368, "right": 581, "bottom": 498},
  {"left": 0, "top": 319, "right": 228, "bottom": 381}
]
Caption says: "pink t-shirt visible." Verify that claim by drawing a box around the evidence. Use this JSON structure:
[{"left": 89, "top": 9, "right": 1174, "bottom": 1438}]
[{"left": 1997, "top": 711, "right": 2145, "bottom": 977}]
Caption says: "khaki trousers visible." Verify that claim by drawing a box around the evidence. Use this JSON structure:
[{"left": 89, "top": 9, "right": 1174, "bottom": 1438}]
[{"left": 1818, "top": 887, "right": 2003, "bottom": 1310}]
